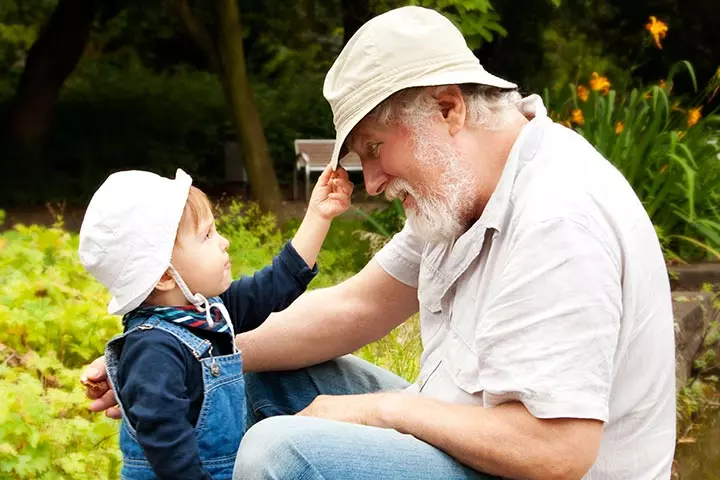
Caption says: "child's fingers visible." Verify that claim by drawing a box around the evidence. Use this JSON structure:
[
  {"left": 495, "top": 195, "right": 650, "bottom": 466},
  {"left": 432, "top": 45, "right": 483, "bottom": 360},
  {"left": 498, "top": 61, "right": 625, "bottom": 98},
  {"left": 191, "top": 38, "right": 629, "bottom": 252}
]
[
  {"left": 328, "top": 193, "right": 350, "bottom": 206},
  {"left": 332, "top": 178, "right": 354, "bottom": 195},
  {"left": 334, "top": 167, "right": 350, "bottom": 182},
  {"left": 317, "top": 163, "right": 335, "bottom": 185}
]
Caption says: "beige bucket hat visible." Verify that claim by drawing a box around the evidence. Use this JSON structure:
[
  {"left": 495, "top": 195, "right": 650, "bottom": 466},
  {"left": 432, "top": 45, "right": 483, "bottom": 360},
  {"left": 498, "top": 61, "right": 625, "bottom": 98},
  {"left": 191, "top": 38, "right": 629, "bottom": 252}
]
[{"left": 323, "top": 6, "right": 517, "bottom": 169}]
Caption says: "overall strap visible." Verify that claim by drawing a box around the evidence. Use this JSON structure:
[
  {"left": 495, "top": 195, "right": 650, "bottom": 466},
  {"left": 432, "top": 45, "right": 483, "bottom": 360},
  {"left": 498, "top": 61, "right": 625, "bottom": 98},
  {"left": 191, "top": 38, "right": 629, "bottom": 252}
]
[{"left": 124, "top": 314, "right": 213, "bottom": 359}]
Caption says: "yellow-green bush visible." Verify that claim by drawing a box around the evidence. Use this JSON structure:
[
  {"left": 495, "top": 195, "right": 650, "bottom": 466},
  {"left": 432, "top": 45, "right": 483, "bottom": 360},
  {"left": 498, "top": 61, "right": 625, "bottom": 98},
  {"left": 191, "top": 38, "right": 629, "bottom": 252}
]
[{"left": 0, "top": 203, "right": 369, "bottom": 478}]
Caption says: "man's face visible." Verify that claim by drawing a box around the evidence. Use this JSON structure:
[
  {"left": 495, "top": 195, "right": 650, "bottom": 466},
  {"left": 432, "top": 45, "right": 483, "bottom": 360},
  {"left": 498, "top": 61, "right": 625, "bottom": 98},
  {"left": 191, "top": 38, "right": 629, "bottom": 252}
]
[{"left": 348, "top": 116, "right": 476, "bottom": 243}]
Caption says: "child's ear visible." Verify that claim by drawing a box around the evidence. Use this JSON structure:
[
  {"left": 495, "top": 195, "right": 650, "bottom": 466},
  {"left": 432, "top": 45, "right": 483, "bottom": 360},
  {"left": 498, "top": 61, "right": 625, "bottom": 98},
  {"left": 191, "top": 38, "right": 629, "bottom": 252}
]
[{"left": 154, "top": 270, "right": 176, "bottom": 292}]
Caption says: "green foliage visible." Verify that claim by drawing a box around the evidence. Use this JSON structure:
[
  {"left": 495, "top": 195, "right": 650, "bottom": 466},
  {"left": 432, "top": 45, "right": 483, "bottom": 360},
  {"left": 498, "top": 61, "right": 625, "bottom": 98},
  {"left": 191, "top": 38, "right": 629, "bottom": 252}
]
[
  {"left": 0, "top": 205, "right": 372, "bottom": 477},
  {"left": 0, "top": 350, "right": 122, "bottom": 479},
  {"left": 356, "top": 316, "right": 422, "bottom": 382},
  {"left": 352, "top": 199, "right": 407, "bottom": 256},
  {"left": 545, "top": 61, "right": 720, "bottom": 262},
  {"left": 0, "top": 224, "right": 119, "bottom": 367},
  {"left": 216, "top": 200, "right": 286, "bottom": 275},
  {"left": 252, "top": 73, "right": 336, "bottom": 185},
  {"left": 0, "top": 222, "right": 123, "bottom": 478},
  {"left": 539, "top": 22, "right": 631, "bottom": 93},
  {"left": 406, "top": 0, "right": 506, "bottom": 48},
  {"left": 0, "top": 62, "right": 229, "bottom": 205}
]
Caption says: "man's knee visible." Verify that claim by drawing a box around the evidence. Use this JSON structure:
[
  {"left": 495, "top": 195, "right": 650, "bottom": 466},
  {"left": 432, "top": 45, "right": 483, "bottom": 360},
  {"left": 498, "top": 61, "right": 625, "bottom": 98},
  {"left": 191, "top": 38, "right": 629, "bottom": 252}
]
[{"left": 233, "top": 416, "right": 323, "bottom": 480}]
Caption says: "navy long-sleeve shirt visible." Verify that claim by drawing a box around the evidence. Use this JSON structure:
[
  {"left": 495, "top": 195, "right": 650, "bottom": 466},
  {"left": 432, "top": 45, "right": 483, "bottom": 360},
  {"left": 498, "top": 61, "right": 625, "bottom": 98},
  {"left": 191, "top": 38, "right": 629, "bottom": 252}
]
[{"left": 115, "top": 242, "right": 317, "bottom": 479}]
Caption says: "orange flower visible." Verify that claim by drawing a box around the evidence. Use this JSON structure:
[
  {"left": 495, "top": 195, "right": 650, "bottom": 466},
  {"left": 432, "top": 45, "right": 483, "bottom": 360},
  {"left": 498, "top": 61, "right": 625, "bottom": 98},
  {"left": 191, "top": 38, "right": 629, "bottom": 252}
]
[
  {"left": 577, "top": 85, "right": 590, "bottom": 102},
  {"left": 589, "top": 72, "right": 611, "bottom": 95},
  {"left": 659, "top": 79, "right": 666, "bottom": 89},
  {"left": 687, "top": 107, "right": 702, "bottom": 128},
  {"left": 646, "top": 16, "right": 668, "bottom": 50},
  {"left": 571, "top": 109, "right": 585, "bottom": 126},
  {"left": 615, "top": 121, "right": 624, "bottom": 134},
  {"left": 710, "top": 67, "right": 720, "bottom": 102}
]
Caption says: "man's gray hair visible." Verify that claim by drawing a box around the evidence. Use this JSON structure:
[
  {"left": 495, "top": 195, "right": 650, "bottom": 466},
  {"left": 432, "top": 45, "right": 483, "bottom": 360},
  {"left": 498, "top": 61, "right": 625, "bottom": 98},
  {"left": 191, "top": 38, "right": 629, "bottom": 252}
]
[{"left": 367, "top": 84, "right": 523, "bottom": 131}]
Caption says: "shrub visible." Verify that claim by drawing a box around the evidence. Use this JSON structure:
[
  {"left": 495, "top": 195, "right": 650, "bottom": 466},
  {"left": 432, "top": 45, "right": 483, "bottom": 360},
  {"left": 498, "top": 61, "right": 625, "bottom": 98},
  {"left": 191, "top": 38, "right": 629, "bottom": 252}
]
[{"left": 545, "top": 62, "right": 720, "bottom": 262}]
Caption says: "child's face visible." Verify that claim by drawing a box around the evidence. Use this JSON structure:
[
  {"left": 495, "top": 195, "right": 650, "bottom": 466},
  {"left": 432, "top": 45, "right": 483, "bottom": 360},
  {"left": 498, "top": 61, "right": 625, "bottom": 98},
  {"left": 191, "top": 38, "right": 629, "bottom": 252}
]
[{"left": 171, "top": 214, "right": 232, "bottom": 299}]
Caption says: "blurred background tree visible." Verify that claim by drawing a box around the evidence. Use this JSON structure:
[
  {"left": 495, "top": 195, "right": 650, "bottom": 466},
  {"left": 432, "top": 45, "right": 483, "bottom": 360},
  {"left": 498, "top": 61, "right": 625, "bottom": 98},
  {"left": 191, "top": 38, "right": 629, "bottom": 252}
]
[{"left": 0, "top": 0, "right": 717, "bottom": 212}]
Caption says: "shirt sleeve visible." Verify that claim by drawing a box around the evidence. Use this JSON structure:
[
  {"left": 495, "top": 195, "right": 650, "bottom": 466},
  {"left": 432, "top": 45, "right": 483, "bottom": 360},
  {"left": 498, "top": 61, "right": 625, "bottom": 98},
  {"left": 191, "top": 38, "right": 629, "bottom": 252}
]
[
  {"left": 477, "top": 217, "right": 622, "bottom": 422},
  {"left": 220, "top": 241, "right": 318, "bottom": 333},
  {"left": 373, "top": 220, "right": 425, "bottom": 288},
  {"left": 117, "top": 330, "right": 212, "bottom": 480}
]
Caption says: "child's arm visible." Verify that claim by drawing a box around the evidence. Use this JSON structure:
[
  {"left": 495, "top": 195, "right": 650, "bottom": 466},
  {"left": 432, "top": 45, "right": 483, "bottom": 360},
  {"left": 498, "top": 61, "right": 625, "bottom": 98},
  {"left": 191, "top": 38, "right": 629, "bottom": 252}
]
[
  {"left": 220, "top": 165, "right": 353, "bottom": 332},
  {"left": 117, "top": 330, "right": 211, "bottom": 480}
]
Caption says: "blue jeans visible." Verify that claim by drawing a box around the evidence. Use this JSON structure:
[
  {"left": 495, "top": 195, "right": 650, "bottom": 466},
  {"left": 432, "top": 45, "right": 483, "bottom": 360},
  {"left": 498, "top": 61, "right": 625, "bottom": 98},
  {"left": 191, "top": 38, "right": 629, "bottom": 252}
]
[{"left": 234, "top": 355, "right": 499, "bottom": 479}]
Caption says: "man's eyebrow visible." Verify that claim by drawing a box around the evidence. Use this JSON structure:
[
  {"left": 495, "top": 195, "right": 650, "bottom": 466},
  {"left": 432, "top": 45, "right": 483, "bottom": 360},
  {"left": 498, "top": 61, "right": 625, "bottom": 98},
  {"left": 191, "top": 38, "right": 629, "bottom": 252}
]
[{"left": 345, "top": 131, "right": 365, "bottom": 153}]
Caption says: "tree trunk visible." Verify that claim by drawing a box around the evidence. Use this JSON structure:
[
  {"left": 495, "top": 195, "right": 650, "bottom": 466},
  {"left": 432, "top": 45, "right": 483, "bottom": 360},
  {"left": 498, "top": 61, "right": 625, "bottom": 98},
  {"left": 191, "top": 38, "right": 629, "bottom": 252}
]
[
  {"left": 8, "top": 0, "right": 98, "bottom": 169},
  {"left": 342, "top": 0, "right": 372, "bottom": 44},
  {"left": 215, "top": 0, "right": 282, "bottom": 214}
]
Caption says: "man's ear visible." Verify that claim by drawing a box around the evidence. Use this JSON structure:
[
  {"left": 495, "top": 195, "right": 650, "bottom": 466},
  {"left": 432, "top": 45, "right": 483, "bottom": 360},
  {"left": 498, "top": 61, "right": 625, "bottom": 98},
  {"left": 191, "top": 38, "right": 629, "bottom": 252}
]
[
  {"left": 154, "top": 269, "right": 176, "bottom": 292},
  {"left": 434, "top": 85, "right": 467, "bottom": 137}
]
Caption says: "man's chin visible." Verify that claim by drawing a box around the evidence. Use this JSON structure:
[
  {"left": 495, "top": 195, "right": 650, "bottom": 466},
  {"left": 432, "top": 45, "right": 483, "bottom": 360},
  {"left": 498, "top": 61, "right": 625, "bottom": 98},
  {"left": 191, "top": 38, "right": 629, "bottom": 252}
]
[{"left": 407, "top": 214, "right": 460, "bottom": 244}]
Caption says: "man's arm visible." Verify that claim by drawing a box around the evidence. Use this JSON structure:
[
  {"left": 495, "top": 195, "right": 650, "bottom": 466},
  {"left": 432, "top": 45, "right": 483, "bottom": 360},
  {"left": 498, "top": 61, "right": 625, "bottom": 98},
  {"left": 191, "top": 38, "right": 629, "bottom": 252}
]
[
  {"left": 237, "top": 258, "right": 419, "bottom": 372},
  {"left": 380, "top": 395, "right": 602, "bottom": 480},
  {"left": 297, "top": 392, "right": 602, "bottom": 480}
]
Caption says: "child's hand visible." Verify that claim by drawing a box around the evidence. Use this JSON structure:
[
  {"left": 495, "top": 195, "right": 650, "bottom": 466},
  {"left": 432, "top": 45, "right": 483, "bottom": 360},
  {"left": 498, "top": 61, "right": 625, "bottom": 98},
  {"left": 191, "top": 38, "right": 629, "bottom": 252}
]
[{"left": 309, "top": 164, "right": 353, "bottom": 220}]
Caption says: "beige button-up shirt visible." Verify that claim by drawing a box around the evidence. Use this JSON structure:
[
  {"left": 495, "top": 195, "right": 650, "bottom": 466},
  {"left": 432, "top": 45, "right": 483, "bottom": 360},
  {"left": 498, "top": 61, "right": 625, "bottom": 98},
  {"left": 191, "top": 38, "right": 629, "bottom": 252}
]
[{"left": 374, "top": 95, "right": 676, "bottom": 479}]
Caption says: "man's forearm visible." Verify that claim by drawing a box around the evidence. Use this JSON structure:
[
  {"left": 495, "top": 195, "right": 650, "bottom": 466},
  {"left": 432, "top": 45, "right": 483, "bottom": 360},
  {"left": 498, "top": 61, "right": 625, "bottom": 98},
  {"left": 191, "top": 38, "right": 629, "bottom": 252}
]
[
  {"left": 236, "top": 260, "right": 420, "bottom": 373},
  {"left": 376, "top": 395, "right": 603, "bottom": 480},
  {"left": 236, "top": 287, "right": 372, "bottom": 372}
]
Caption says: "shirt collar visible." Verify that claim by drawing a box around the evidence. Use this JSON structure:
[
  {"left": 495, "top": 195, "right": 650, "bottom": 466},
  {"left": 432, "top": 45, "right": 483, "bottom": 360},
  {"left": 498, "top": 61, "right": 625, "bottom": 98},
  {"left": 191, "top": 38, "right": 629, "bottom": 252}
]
[{"left": 464, "top": 94, "right": 550, "bottom": 236}]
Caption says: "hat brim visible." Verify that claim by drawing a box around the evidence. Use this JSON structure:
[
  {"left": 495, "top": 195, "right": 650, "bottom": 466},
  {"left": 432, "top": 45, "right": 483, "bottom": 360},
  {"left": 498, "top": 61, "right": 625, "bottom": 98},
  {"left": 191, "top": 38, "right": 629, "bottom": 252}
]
[{"left": 330, "top": 67, "right": 517, "bottom": 170}]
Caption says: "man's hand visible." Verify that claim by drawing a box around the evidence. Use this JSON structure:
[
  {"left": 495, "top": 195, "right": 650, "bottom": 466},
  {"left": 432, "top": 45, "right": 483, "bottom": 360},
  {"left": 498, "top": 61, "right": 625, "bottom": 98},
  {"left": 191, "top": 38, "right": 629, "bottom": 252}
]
[
  {"left": 296, "top": 393, "right": 392, "bottom": 427},
  {"left": 81, "top": 355, "right": 122, "bottom": 419}
]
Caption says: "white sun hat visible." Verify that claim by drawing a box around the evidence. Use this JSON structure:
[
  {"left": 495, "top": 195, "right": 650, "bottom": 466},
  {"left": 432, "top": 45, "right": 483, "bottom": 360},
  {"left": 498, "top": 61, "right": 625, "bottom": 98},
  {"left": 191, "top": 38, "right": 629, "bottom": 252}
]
[
  {"left": 323, "top": 5, "right": 517, "bottom": 169},
  {"left": 78, "top": 169, "right": 192, "bottom": 315}
]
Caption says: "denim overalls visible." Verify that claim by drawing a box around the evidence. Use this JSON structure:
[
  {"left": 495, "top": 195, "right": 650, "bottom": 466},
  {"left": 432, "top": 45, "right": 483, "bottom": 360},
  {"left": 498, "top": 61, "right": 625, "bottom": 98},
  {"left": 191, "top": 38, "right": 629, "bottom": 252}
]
[{"left": 105, "top": 314, "right": 245, "bottom": 480}]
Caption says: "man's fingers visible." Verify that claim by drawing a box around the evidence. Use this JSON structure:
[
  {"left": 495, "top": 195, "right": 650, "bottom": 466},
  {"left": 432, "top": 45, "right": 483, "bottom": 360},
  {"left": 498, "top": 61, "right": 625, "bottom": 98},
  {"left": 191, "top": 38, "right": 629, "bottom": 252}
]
[
  {"left": 105, "top": 405, "right": 122, "bottom": 420},
  {"left": 84, "top": 379, "right": 110, "bottom": 400},
  {"left": 89, "top": 388, "right": 118, "bottom": 413},
  {"left": 83, "top": 355, "right": 107, "bottom": 381}
]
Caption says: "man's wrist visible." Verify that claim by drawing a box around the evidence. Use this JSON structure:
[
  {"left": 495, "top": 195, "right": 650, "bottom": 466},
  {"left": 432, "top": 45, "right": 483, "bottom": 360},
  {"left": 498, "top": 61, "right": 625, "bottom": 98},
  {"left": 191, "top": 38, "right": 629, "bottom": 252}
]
[{"left": 374, "top": 392, "right": 408, "bottom": 430}]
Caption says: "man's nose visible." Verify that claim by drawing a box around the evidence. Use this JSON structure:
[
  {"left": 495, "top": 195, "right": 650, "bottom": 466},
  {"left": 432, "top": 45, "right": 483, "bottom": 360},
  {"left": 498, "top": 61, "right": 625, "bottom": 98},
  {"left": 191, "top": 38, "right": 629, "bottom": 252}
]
[{"left": 362, "top": 162, "right": 389, "bottom": 196}]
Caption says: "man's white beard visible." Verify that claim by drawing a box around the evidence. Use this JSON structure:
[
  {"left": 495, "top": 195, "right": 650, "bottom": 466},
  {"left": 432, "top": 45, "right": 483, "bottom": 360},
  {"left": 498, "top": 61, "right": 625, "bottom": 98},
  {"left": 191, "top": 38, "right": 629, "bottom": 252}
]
[{"left": 386, "top": 134, "right": 474, "bottom": 244}]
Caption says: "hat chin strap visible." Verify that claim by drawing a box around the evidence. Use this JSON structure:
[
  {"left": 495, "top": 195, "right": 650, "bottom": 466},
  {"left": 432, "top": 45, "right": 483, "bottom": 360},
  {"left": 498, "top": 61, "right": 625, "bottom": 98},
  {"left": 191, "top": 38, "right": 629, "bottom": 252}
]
[{"left": 167, "top": 264, "right": 237, "bottom": 351}]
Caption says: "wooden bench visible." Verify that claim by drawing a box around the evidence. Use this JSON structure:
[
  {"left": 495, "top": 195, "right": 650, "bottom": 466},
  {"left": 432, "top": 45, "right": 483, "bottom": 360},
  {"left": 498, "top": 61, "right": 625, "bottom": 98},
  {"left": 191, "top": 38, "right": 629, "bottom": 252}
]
[{"left": 293, "top": 139, "right": 362, "bottom": 201}]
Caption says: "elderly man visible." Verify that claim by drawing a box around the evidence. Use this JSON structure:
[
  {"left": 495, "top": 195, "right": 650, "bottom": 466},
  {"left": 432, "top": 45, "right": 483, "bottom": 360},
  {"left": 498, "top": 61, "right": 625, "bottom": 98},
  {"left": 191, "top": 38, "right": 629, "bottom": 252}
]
[{"left": 84, "top": 6, "right": 676, "bottom": 479}]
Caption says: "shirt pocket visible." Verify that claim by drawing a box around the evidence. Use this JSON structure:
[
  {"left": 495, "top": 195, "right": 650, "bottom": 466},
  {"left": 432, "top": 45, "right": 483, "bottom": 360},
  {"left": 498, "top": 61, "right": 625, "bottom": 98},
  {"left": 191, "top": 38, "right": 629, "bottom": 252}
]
[{"left": 443, "top": 328, "right": 483, "bottom": 396}]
